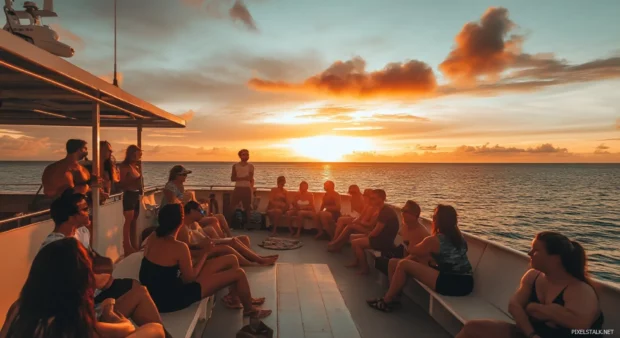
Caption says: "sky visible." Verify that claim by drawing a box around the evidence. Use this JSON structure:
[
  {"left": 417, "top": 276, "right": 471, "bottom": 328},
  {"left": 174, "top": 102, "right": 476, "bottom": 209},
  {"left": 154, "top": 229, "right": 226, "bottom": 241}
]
[{"left": 1, "top": 0, "right": 620, "bottom": 162}]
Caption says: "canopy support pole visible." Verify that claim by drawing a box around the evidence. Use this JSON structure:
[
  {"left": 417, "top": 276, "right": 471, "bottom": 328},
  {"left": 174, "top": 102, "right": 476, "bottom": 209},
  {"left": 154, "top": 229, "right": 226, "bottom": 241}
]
[{"left": 91, "top": 92, "right": 101, "bottom": 250}]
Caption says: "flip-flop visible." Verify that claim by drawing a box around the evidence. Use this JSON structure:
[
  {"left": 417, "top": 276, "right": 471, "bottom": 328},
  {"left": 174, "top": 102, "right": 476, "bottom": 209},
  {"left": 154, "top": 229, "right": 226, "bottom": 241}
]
[
  {"left": 223, "top": 295, "right": 265, "bottom": 306},
  {"left": 368, "top": 298, "right": 393, "bottom": 313},
  {"left": 243, "top": 308, "right": 272, "bottom": 319},
  {"left": 221, "top": 297, "right": 243, "bottom": 309}
]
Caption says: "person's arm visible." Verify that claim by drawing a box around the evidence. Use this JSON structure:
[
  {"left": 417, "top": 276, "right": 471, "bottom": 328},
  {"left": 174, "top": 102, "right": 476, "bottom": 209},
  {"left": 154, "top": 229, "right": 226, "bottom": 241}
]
[
  {"left": 406, "top": 236, "right": 439, "bottom": 257},
  {"left": 95, "top": 319, "right": 136, "bottom": 338},
  {"left": 508, "top": 269, "right": 541, "bottom": 338},
  {"left": 178, "top": 242, "right": 208, "bottom": 283},
  {"left": 248, "top": 164, "right": 254, "bottom": 182},
  {"left": 319, "top": 196, "right": 325, "bottom": 212},
  {"left": 526, "top": 283, "right": 599, "bottom": 329},
  {"left": 230, "top": 164, "right": 237, "bottom": 182},
  {"left": 327, "top": 193, "right": 341, "bottom": 212}
]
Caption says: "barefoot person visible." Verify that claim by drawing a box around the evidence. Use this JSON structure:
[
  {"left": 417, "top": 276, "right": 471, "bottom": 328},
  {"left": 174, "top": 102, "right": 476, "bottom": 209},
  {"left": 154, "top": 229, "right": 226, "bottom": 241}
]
[
  {"left": 367, "top": 204, "right": 473, "bottom": 312},
  {"left": 346, "top": 189, "right": 399, "bottom": 275},
  {"left": 329, "top": 189, "right": 378, "bottom": 251},
  {"left": 0, "top": 238, "right": 165, "bottom": 338},
  {"left": 230, "top": 149, "right": 254, "bottom": 223},
  {"left": 267, "top": 176, "right": 290, "bottom": 236},
  {"left": 42, "top": 139, "right": 91, "bottom": 199},
  {"left": 179, "top": 201, "right": 278, "bottom": 266},
  {"left": 118, "top": 145, "right": 143, "bottom": 255},
  {"left": 160, "top": 165, "right": 193, "bottom": 208},
  {"left": 140, "top": 204, "right": 271, "bottom": 318},
  {"left": 457, "top": 232, "right": 604, "bottom": 338},
  {"left": 317, "top": 180, "right": 341, "bottom": 239},
  {"left": 286, "top": 181, "right": 317, "bottom": 237}
]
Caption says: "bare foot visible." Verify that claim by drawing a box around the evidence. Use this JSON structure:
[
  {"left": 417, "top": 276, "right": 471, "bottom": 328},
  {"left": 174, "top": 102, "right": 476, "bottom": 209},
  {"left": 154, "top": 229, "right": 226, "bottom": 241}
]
[
  {"left": 345, "top": 261, "right": 358, "bottom": 268},
  {"left": 261, "top": 256, "right": 278, "bottom": 266}
]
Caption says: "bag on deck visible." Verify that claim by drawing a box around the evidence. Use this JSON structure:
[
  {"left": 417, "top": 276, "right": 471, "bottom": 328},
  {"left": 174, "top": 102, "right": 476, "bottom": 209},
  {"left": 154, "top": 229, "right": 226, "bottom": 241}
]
[
  {"left": 236, "top": 319, "right": 273, "bottom": 338},
  {"left": 232, "top": 208, "right": 247, "bottom": 229}
]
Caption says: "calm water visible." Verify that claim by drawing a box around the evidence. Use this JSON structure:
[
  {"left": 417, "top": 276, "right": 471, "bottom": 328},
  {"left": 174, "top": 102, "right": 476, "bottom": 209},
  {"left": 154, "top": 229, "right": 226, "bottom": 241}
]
[{"left": 1, "top": 161, "right": 619, "bottom": 286}]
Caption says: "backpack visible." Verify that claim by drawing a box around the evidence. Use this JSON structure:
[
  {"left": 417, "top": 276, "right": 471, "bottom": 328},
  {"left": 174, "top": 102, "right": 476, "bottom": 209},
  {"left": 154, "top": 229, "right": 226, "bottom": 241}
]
[{"left": 232, "top": 208, "right": 247, "bottom": 229}]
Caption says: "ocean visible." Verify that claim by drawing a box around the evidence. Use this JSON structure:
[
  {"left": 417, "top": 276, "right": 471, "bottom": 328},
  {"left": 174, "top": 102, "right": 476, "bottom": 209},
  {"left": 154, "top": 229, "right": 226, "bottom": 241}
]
[{"left": 1, "top": 161, "right": 619, "bottom": 286}]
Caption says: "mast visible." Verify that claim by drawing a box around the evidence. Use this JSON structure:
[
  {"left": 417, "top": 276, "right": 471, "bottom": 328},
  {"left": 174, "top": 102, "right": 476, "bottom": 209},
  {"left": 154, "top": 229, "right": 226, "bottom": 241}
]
[{"left": 112, "top": 0, "right": 118, "bottom": 87}]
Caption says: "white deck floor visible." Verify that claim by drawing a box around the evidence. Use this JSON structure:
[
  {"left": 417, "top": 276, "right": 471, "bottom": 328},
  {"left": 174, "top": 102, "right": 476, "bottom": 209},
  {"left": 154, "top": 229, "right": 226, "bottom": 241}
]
[{"left": 201, "top": 230, "right": 450, "bottom": 338}]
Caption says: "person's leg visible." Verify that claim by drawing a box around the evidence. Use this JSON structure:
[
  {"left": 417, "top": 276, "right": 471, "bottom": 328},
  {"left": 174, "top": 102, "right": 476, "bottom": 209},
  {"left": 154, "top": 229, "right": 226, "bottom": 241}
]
[
  {"left": 229, "top": 238, "right": 277, "bottom": 265},
  {"left": 456, "top": 320, "right": 524, "bottom": 338},
  {"left": 267, "top": 209, "right": 283, "bottom": 236},
  {"left": 201, "top": 254, "right": 240, "bottom": 275},
  {"left": 388, "top": 258, "right": 400, "bottom": 281},
  {"left": 345, "top": 237, "right": 370, "bottom": 273},
  {"left": 122, "top": 210, "right": 136, "bottom": 255},
  {"left": 131, "top": 198, "right": 140, "bottom": 251},
  {"left": 316, "top": 211, "right": 331, "bottom": 239},
  {"left": 294, "top": 211, "right": 310, "bottom": 237},
  {"left": 195, "top": 268, "right": 271, "bottom": 318},
  {"left": 114, "top": 281, "right": 163, "bottom": 327},
  {"left": 209, "top": 245, "right": 254, "bottom": 266},
  {"left": 202, "top": 226, "right": 221, "bottom": 239},
  {"left": 349, "top": 233, "right": 367, "bottom": 241},
  {"left": 125, "top": 322, "right": 165, "bottom": 338},
  {"left": 383, "top": 260, "right": 439, "bottom": 303},
  {"left": 199, "top": 217, "right": 224, "bottom": 236},
  {"left": 236, "top": 235, "right": 251, "bottom": 247},
  {"left": 241, "top": 188, "right": 253, "bottom": 222},
  {"left": 213, "top": 213, "right": 233, "bottom": 237}
]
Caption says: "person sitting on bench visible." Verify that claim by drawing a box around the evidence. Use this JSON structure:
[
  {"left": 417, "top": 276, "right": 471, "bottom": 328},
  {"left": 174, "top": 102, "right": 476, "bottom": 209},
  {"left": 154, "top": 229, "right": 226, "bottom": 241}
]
[
  {"left": 0, "top": 238, "right": 165, "bottom": 338},
  {"left": 286, "top": 181, "right": 318, "bottom": 237},
  {"left": 367, "top": 204, "right": 474, "bottom": 312},
  {"left": 457, "top": 232, "right": 604, "bottom": 338},
  {"left": 39, "top": 189, "right": 167, "bottom": 334},
  {"left": 178, "top": 201, "right": 278, "bottom": 266},
  {"left": 328, "top": 189, "right": 379, "bottom": 252},
  {"left": 140, "top": 203, "right": 272, "bottom": 318}
]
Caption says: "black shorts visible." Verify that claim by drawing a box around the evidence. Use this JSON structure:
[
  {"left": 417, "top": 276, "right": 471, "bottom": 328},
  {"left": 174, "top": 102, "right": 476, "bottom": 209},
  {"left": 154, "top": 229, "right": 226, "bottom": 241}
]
[
  {"left": 369, "top": 235, "right": 396, "bottom": 252},
  {"left": 122, "top": 190, "right": 141, "bottom": 213},
  {"left": 152, "top": 282, "right": 202, "bottom": 313},
  {"left": 435, "top": 273, "right": 473, "bottom": 297},
  {"left": 328, "top": 210, "right": 341, "bottom": 222},
  {"left": 94, "top": 278, "right": 134, "bottom": 304}
]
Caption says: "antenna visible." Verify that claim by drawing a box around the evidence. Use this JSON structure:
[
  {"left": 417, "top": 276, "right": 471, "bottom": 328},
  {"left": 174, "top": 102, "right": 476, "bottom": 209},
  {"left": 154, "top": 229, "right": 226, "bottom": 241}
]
[{"left": 112, "top": 0, "right": 118, "bottom": 87}]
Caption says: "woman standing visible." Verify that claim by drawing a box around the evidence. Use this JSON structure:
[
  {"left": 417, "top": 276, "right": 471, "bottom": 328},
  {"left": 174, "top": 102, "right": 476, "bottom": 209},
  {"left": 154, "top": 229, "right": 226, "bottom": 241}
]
[{"left": 118, "top": 145, "right": 143, "bottom": 255}]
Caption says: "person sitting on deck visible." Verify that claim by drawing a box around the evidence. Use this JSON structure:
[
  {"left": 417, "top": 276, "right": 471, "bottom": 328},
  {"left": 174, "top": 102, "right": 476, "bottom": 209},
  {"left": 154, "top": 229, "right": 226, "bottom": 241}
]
[
  {"left": 160, "top": 165, "right": 193, "bottom": 208},
  {"left": 346, "top": 184, "right": 365, "bottom": 218},
  {"left": 286, "top": 181, "right": 318, "bottom": 237},
  {"left": 118, "top": 145, "right": 143, "bottom": 255},
  {"left": 178, "top": 201, "right": 278, "bottom": 266},
  {"left": 328, "top": 189, "right": 379, "bottom": 252},
  {"left": 0, "top": 238, "right": 165, "bottom": 338},
  {"left": 139, "top": 203, "right": 272, "bottom": 318},
  {"left": 367, "top": 204, "right": 474, "bottom": 312},
  {"left": 40, "top": 189, "right": 167, "bottom": 333},
  {"left": 316, "top": 180, "right": 341, "bottom": 239},
  {"left": 42, "top": 139, "right": 91, "bottom": 199},
  {"left": 267, "top": 176, "right": 291, "bottom": 236},
  {"left": 456, "top": 232, "right": 605, "bottom": 338},
  {"left": 346, "top": 189, "right": 399, "bottom": 275}
]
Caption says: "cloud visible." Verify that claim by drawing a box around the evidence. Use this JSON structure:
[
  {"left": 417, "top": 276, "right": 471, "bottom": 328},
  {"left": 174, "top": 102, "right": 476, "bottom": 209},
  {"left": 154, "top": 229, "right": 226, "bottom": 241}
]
[
  {"left": 370, "top": 114, "right": 429, "bottom": 122},
  {"left": 416, "top": 144, "right": 437, "bottom": 151},
  {"left": 0, "top": 136, "right": 51, "bottom": 158},
  {"left": 229, "top": 0, "right": 258, "bottom": 31},
  {"left": 248, "top": 56, "right": 437, "bottom": 99},
  {"left": 617, "top": 119, "right": 620, "bottom": 129},
  {"left": 454, "top": 143, "right": 568, "bottom": 154},
  {"left": 439, "top": 7, "right": 521, "bottom": 83},
  {"left": 595, "top": 144, "right": 610, "bottom": 154}
]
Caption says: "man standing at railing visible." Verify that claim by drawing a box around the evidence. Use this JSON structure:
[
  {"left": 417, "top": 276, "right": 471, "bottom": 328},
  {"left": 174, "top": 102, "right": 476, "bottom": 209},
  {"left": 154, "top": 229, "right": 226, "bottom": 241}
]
[{"left": 42, "top": 139, "right": 92, "bottom": 199}]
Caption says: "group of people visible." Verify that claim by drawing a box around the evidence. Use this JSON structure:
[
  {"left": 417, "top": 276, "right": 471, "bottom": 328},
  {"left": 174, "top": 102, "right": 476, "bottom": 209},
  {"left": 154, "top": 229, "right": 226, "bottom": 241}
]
[{"left": 14, "top": 139, "right": 605, "bottom": 338}]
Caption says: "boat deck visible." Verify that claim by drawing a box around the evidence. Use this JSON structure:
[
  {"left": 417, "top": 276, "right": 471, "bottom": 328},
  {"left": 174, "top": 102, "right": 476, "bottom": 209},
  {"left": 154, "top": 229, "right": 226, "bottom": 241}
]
[{"left": 202, "top": 230, "right": 450, "bottom": 338}]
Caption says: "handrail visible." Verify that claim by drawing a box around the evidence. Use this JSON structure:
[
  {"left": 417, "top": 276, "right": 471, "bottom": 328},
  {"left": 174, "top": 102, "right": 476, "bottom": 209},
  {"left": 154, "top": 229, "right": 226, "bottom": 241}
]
[{"left": 0, "top": 209, "right": 50, "bottom": 226}]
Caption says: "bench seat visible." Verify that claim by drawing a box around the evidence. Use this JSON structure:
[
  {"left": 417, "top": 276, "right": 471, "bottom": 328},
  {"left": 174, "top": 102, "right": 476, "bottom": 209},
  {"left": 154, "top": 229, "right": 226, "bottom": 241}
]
[{"left": 112, "top": 252, "right": 213, "bottom": 338}]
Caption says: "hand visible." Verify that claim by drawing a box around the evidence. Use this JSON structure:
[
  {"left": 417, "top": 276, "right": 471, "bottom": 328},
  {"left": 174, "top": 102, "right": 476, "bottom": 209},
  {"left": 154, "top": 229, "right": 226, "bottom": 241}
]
[
  {"left": 525, "top": 303, "right": 550, "bottom": 321},
  {"left": 100, "top": 299, "right": 126, "bottom": 324},
  {"left": 203, "top": 239, "right": 215, "bottom": 252}
]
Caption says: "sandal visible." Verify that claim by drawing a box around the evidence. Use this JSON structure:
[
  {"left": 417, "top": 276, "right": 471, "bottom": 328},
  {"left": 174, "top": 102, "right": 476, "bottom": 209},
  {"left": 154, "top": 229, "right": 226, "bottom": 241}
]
[
  {"left": 243, "top": 308, "right": 272, "bottom": 319},
  {"left": 223, "top": 295, "right": 265, "bottom": 306},
  {"left": 368, "top": 298, "right": 393, "bottom": 312},
  {"left": 221, "top": 296, "right": 243, "bottom": 309}
]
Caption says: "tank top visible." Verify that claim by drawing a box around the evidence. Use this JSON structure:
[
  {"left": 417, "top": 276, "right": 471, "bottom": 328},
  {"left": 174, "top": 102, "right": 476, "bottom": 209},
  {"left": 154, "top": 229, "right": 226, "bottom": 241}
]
[
  {"left": 529, "top": 272, "right": 604, "bottom": 338},
  {"left": 139, "top": 257, "right": 185, "bottom": 295},
  {"left": 430, "top": 233, "right": 472, "bottom": 275},
  {"left": 234, "top": 163, "right": 253, "bottom": 188}
]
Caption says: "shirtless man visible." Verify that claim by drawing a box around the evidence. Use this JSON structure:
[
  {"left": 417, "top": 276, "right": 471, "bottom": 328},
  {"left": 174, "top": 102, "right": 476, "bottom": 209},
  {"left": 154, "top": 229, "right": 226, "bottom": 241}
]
[
  {"left": 42, "top": 139, "right": 91, "bottom": 199},
  {"left": 317, "top": 180, "right": 341, "bottom": 240},
  {"left": 230, "top": 149, "right": 254, "bottom": 222}
]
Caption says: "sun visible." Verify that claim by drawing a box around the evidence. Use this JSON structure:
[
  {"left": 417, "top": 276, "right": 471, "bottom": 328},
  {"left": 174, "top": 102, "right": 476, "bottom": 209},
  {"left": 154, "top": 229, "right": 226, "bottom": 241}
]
[{"left": 287, "top": 135, "right": 375, "bottom": 162}]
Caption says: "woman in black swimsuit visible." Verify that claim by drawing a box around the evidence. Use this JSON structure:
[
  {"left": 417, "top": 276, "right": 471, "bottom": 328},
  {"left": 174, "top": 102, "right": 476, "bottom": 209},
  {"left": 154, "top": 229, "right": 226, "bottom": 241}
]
[
  {"left": 139, "top": 204, "right": 271, "bottom": 318},
  {"left": 457, "top": 231, "right": 604, "bottom": 338}
]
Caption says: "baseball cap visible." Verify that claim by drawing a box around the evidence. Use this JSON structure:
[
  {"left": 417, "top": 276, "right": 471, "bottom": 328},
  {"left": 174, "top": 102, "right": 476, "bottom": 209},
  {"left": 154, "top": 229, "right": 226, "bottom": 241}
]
[{"left": 170, "top": 165, "right": 192, "bottom": 176}]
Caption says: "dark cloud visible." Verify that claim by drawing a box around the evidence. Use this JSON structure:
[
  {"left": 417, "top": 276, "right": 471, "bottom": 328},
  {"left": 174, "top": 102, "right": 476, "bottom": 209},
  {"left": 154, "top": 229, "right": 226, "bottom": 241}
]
[
  {"left": 454, "top": 143, "right": 568, "bottom": 154},
  {"left": 594, "top": 144, "right": 610, "bottom": 154},
  {"left": 248, "top": 56, "right": 437, "bottom": 99},
  {"left": 229, "top": 0, "right": 258, "bottom": 31}
]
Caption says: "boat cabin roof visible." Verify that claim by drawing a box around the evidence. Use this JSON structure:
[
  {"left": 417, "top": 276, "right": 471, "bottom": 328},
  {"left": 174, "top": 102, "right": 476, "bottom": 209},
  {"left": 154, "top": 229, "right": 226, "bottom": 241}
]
[{"left": 0, "top": 30, "right": 185, "bottom": 129}]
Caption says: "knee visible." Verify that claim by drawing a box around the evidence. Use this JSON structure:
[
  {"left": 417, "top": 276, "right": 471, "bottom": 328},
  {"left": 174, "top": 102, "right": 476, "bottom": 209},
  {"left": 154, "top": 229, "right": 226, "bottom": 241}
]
[
  {"left": 225, "top": 254, "right": 240, "bottom": 266},
  {"left": 239, "top": 235, "right": 250, "bottom": 243},
  {"left": 233, "top": 267, "right": 247, "bottom": 279},
  {"left": 142, "top": 323, "right": 165, "bottom": 337}
]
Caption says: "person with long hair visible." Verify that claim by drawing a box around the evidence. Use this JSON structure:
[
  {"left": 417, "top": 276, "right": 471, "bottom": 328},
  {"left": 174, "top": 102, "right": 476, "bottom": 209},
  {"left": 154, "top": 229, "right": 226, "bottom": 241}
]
[
  {"left": 118, "top": 145, "right": 143, "bottom": 255},
  {"left": 367, "top": 204, "right": 473, "bottom": 312},
  {"left": 456, "top": 232, "right": 604, "bottom": 338},
  {"left": 316, "top": 180, "right": 342, "bottom": 239},
  {"left": 286, "top": 181, "right": 318, "bottom": 237},
  {"left": 139, "top": 203, "right": 271, "bottom": 318},
  {"left": 0, "top": 238, "right": 164, "bottom": 338}
]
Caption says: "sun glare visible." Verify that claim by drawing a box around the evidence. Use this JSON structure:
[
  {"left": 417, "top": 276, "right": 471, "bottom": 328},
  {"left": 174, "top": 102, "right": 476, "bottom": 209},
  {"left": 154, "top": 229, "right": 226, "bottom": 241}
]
[{"left": 287, "top": 135, "right": 375, "bottom": 162}]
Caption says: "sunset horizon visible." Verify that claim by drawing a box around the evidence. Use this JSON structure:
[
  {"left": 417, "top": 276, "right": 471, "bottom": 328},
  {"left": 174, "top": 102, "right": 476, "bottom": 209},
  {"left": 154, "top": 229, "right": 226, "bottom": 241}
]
[{"left": 1, "top": 0, "right": 619, "bottom": 163}]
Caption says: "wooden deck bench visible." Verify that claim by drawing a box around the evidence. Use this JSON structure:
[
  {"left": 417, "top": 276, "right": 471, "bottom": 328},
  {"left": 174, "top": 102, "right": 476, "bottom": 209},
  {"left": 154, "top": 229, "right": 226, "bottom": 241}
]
[
  {"left": 365, "top": 234, "right": 530, "bottom": 336},
  {"left": 112, "top": 252, "right": 214, "bottom": 338}
]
